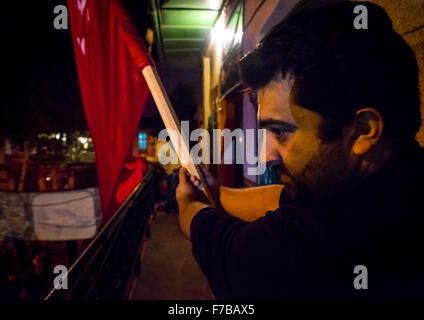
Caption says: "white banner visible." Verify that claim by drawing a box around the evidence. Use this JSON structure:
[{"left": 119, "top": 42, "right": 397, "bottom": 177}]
[{"left": 0, "top": 188, "right": 101, "bottom": 241}]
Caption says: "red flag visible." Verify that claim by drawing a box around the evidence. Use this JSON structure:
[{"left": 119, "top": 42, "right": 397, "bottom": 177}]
[{"left": 68, "top": 0, "right": 152, "bottom": 223}]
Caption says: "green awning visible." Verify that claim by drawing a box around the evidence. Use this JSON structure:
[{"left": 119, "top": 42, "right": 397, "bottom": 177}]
[{"left": 151, "top": 0, "right": 224, "bottom": 65}]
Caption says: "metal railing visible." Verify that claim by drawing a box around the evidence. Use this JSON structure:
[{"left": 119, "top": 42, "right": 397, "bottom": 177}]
[{"left": 44, "top": 168, "right": 157, "bottom": 300}]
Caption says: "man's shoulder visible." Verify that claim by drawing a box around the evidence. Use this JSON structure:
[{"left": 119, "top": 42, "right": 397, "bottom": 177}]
[{"left": 256, "top": 202, "right": 325, "bottom": 245}]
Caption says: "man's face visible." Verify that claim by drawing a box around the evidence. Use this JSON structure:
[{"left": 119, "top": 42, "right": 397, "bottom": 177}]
[{"left": 258, "top": 73, "right": 354, "bottom": 203}]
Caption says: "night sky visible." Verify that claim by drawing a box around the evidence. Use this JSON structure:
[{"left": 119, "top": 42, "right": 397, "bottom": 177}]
[{"left": 1, "top": 0, "right": 151, "bottom": 139}]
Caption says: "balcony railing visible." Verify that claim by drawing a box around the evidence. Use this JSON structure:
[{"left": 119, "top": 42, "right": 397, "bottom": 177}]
[{"left": 44, "top": 168, "right": 157, "bottom": 300}]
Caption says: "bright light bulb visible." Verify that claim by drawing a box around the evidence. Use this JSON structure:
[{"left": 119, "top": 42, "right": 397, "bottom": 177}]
[
  {"left": 208, "top": 0, "right": 221, "bottom": 10},
  {"left": 223, "top": 29, "right": 234, "bottom": 45},
  {"left": 79, "top": 137, "right": 88, "bottom": 144},
  {"left": 211, "top": 15, "right": 225, "bottom": 43},
  {"left": 234, "top": 30, "right": 243, "bottom": 44}
]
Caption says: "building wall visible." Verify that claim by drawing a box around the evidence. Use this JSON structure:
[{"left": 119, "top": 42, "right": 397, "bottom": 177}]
[{"left": 352, "top": 0, "right": 424, "bottom": 146}]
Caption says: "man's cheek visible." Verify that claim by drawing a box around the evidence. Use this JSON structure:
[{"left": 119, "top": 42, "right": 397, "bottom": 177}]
[
  {"left": 283, "top": 143, "right": 310, "bottom": 177},
  {"left": 281, "top": 156, "right": 297, "bottom": 177},
  {"left": 292, "top": 130, "right": 321, "bottom": 161}
]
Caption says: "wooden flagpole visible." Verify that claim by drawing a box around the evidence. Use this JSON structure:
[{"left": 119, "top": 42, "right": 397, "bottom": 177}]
[{"left": 141, "top": 65, "right": 217, "bottom": 207}]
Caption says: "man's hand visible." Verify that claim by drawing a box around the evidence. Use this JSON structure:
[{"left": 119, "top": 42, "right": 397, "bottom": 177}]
[
  {"left": 176, "top": 167, "right": 210, "bottom": 240},
  {"left": 176, "top": 167, "right": 197, "bottom": 205},
  {"left": 198, "top": 164, "right": 221, "bottom": 207},
  {"left": 180, "top": 165, "right": 221, "bottom": 208}
]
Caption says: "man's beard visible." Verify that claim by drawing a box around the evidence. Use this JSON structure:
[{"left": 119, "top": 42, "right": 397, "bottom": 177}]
[{"left": 281, "top": 140, "right": 358, "bottom": 205}]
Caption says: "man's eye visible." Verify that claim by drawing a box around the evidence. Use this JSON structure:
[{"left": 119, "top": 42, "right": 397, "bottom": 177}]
[{"left": 269, "top": 129, "right": 290, "bottom": 142}]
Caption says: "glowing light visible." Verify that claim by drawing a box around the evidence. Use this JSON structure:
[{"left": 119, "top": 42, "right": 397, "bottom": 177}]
[
  {"left": 79, "top": 137, "right": 88, "bottom": 144},
  {"left": 208, "top": 0, "right": 222, "bottom": 10},
  {"left": 234, "top": 30, "right": 243, "bottom": 44},
  {"left": 83, "top": 143, "right": 89, "bottom": 150},
  {"left": 138, "top": 133, "right": 147, "bottom": 150},
  {"left": 223, "top": 29, "right": 234, "bottom": 45},
  {"left": 211, "top": 15, "right": 225, "bottom": 44},
  {"left": 56, "top": 133, "right": 60, "bottom": 140},
  {"left": 211, "top": 14, "right": 243, "bottom": 49}
]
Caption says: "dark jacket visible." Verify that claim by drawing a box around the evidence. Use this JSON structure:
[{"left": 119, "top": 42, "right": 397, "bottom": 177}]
[{"left": 191, "top": 142, "right": 424, "bottom": 299}]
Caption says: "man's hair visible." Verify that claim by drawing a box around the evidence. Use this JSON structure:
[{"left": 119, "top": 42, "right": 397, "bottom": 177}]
[{"left": 239, "top": 1, "right": 421, "bottom": 143}]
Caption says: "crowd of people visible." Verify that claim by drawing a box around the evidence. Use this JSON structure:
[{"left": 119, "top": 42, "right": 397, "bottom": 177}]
[
  {"left": 0, "top": 240, "right": 82, "bottom": 300},
  {"left": 145, "top": 135, "right": 181, "bottom": 215},
  {"left": 0, "top": 241, "right": 52, "bottom": 299}
]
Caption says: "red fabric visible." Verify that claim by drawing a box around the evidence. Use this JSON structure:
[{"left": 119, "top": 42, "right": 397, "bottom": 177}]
[{"left": 68, "top": 0, "right": 152, "bottom": 223}]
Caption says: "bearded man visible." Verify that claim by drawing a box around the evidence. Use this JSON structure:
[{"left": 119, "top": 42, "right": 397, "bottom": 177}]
[{"left": 176, "top": 2, "right": 424, "bottom": 299}]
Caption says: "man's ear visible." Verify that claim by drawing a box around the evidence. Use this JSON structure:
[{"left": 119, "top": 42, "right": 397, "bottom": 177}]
[{"left": 352, "top": 108, "right": 384, "bottom": 156}]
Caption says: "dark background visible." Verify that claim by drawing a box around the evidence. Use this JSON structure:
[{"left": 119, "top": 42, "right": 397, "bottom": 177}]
[{"left": 0, "top": 0, "right": 153, "bottom": 139}]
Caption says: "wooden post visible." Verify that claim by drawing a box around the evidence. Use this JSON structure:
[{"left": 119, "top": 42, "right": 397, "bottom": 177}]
[{"left": 141, "top": 65, "right": 217, "bottom": 207}]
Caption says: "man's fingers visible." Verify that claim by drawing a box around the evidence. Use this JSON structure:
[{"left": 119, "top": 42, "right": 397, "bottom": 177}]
[
  {"left": 191, "top": 176, "right": 201, "bottom": 187},
  {"left": 179, "top": 167, "right": 189, "bottom": 183}
]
